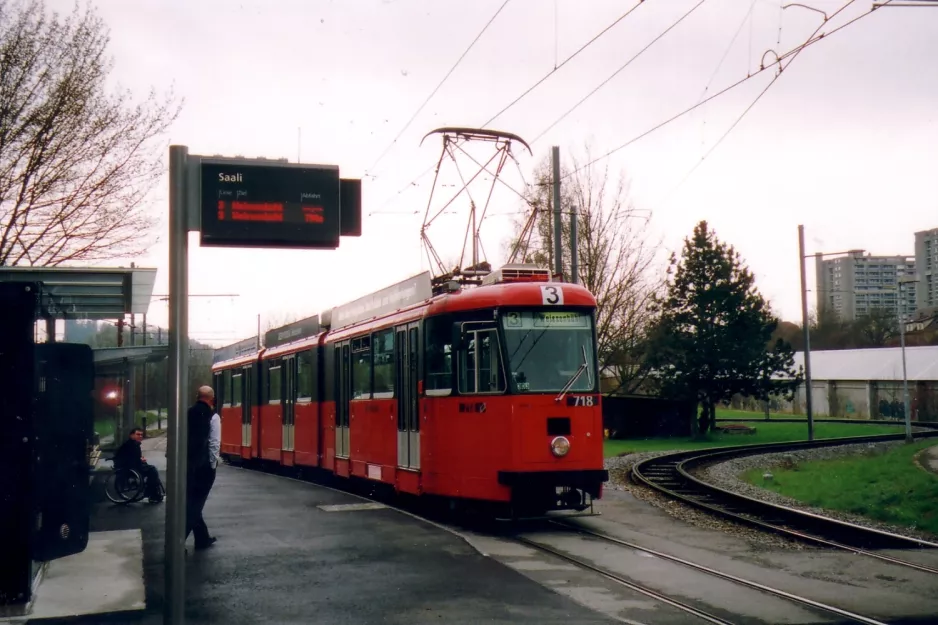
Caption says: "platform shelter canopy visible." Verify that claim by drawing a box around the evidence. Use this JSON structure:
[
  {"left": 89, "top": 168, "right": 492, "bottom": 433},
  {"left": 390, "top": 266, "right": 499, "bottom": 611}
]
[{"left": 0, "top": 266, "right": 157, "bottom": 320}]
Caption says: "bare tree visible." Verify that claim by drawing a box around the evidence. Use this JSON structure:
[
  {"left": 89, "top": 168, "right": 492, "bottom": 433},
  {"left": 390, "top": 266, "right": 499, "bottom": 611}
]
[
  {"left": 0, "top": 0, "right": 181, "bottom": 267},
  {"left": 505, "top": 147, "right": 662, "bottom": 394},
  {"left": 264, "top": 312, "right": 302, "bottom": 333}
]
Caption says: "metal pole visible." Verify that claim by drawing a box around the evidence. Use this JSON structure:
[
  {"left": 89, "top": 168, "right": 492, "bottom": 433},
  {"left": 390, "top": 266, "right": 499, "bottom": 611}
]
[
  {"left": 551, "top": 146, "right": 562, "bottom": 280},
  {"left": 143, "top": 314, "right": 148, "bottom": 433},
  {"left": 798, "top": 225, "right": 814, "bottom": 441},
  {"left": 165, "top": 144, "right": 190, "bottom": 625},
  {"left": 158, "top": 325, "right": 164, "bottom": 431},
  {"left": 569, "top": 189, "right": 578, "bottom": 285},
  {"left": 899, "top": 283, "right": 912, "bottom": 443}
]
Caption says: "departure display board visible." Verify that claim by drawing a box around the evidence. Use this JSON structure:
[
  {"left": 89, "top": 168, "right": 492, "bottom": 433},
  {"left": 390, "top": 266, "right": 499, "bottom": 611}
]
[{"left": 199, "top": 160, "right": 342, "bottom": 249}]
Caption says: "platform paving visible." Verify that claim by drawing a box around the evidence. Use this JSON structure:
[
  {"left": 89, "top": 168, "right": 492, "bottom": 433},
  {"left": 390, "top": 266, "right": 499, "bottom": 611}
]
[
  {"left": 24, "top": 450, "right": 617, "bottom": 625},
  {"left": 25, "top": 530, "right": 146, "bottom": 622}
]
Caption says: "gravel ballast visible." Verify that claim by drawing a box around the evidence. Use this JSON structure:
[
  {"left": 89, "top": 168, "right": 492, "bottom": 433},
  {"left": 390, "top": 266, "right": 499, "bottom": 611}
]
[
  {"left": 604, "top": 450, "right": 817, "bottom": 550},
  {"left": 605, "top": 438, "right": 938, "bottom": 548},
  {"left": 692, "top": 440, "right": 938, "bottom": 544}
]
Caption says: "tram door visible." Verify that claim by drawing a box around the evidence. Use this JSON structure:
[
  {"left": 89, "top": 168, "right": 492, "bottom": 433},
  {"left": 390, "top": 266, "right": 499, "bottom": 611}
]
[
  {"left": 231, "top": 369, "right": 249, "bottom": 448},
  {"left": 242, "top": 364, "right": 254, "bottom": 451},
  {"left": 335, "top": 341, "right": 350, "bottom": 458},
  {"left": 396, "top": 322, "right": 420, "bottom": 470},
  {"left": 281, "top": 356, "right": 295, "bottom": 451}
]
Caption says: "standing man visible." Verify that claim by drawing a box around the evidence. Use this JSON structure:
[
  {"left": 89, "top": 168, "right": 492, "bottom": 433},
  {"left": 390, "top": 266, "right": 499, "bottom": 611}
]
[{"left": 186, "top": 385, "right": 217, "bottom": 550}]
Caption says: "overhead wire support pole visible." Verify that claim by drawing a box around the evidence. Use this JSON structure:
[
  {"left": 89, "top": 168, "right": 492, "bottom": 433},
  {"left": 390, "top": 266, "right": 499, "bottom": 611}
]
[
  {"left": 798, "top": 225, "right": 814, "bottom": 441},
  {"left": 551, "top": 146, "right": 562, "bottom": 281},
  {"left": 897, "top": 275, "right": 917, "bottom": 443}
]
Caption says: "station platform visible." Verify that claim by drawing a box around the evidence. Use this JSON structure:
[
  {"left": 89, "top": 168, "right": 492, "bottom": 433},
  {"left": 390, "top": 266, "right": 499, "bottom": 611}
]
[{"left": 19, "top": 438, "right": 615, "bottom": 625}]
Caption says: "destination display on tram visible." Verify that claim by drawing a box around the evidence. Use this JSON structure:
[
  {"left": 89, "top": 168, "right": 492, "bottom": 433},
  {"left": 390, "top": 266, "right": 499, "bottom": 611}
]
[
  {"left": 199, "top": 160, "right": 344, "bottom": 249},
  {"left": 503, "top": 310, "right": 591, "bottom": 329}
]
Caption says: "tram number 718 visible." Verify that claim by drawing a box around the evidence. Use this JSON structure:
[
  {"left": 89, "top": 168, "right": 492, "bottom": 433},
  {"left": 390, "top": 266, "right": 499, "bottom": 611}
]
[{"left": 566, "top": 395, "right": 597, "bottom": 407}]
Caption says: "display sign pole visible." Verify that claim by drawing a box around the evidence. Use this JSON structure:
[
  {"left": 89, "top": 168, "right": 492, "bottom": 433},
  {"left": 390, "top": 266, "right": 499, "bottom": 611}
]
[
  {"left": 165, "top": 145, "right": 190, "bottom": 625},
  {"left": 163, "top": 145, "right": 360, "bottom": 624}
]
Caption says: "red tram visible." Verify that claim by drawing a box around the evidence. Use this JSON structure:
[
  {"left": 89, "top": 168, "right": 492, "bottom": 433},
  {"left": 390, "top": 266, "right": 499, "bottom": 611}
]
[{"left": 211, "top": 264, "right": 609, "bottom": 517}]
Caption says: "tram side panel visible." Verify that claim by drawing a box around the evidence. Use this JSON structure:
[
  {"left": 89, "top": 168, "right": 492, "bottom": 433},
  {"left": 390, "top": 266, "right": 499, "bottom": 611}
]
[
  {"left": 293, "top": 345, "right": 322, "bottom": 468},
  {"left": 215, "top": 367, "right": 243, "bottom": 458},
  {"left": 347, "top": 329, "right": 398, "bottom": 481},
  {"left": 420, "top": 396, "right": 514, "bottom": 502},
  {"left": 257, "top": 358, "right": 283, "bottom": 463},
  {"left": 321, "top": 342, "right": 338, "bottom": 474},
  {"left": 348, "top": 399, "right": 397, "bottom": 479}
]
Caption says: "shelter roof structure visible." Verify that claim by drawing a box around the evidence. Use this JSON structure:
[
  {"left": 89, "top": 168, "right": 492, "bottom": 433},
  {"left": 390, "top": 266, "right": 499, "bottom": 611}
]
[
  {"left": 0, "top": 266, "right": 157, "bottom": 320},
  {"left": 93, "top": 345, "right": 169, "bottom": 375},
  {"left": 791, "top": 347, "right": 938, "bottom": 382}
]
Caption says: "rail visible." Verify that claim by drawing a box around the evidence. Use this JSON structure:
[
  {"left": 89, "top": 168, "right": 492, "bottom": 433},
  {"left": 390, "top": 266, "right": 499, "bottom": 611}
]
[{"left": 631, "top": 432, "right": 938, "bottom": 571}]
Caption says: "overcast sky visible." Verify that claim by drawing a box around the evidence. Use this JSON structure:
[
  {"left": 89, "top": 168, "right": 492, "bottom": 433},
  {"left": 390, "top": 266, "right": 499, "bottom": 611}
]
[{"left": 56, "top": 0, "right": 937, "bottom": 346}]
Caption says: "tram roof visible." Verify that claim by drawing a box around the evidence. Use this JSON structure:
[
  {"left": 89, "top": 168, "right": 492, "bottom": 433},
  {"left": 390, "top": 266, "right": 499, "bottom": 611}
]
[
  {"left": 325, "top": 280, "right": 596, "bottom": 340},
  {"left": 211, "top": 279, "right": 597, "bottom": 367}
]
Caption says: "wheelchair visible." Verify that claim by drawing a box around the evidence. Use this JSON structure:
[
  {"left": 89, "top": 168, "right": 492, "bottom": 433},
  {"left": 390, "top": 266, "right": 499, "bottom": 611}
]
[{"left": 104, "top": 457, "right": 165, "bottom": 505}]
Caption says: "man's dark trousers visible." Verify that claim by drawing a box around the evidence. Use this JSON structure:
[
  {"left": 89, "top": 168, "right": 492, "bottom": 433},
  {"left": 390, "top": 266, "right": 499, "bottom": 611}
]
[{"left": 186, "top": 464, "right": 215, "bottom": 547}]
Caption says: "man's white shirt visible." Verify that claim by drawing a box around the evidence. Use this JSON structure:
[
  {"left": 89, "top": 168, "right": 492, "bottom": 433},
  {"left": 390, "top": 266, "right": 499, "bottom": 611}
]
[{"left": 209, "top": 412, "right": 221, "bottom": 469}]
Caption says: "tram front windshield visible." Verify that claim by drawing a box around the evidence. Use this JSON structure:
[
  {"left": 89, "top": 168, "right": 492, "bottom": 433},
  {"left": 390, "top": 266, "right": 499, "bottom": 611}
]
[{"left": 500, "top": 310, "right": 596, "bottom": 394}]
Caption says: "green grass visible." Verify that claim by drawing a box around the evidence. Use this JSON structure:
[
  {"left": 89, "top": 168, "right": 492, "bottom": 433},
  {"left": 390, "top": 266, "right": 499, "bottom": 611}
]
[
  {"left": 603, "top": 421, "right": 907, "bottom": 457},
  {"left": 93, "top": 419, "right": 115, "bottom": 438},
  {"left": 741, "top": 440, "right": 938, "bottom": 537}
]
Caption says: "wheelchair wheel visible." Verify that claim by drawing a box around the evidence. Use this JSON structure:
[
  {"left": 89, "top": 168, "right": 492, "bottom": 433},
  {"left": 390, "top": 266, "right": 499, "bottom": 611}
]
[{"left": 105, "top": 468, "right": 146, "bottom": 504}]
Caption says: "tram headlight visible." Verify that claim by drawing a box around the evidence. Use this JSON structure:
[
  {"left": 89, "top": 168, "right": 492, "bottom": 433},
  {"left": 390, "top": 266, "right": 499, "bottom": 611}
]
[{"left": 550, "top": 436, "right": 571, "bottom": 458}]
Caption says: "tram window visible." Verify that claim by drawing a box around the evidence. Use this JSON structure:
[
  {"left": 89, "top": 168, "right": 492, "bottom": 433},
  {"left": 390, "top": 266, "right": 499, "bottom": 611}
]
[
  {"left": 244, "top": 366, "right": 255, "bottom": 410},
  {"left": 268, "top": 362, "right": 282, "bottom": 404},
  {"left": 297, "top": 350, "right": 315, "bottom": 401},
  {"left": 214, "top": 372, "right": 226, "bottom": 410},
  {"left": 231, "top": 373, "right": 243, "bottom": 407},
  {"left": 372, "top": 329, "right": 394, "bottom": 398},
  {"left": 424, "top": 316, "right": 452, "bottom": 395},
  {"left": 223, "top": 369, "right": 232, "bottom": 407},
  {"left": 323, "top": 343, "right": 335, "bottom": 403},
  {"left": 351, "top": 336, "right": 372, "bottom": 399},
  {"left": 458, "top": 328, "right": 506, "bottom": 394}
]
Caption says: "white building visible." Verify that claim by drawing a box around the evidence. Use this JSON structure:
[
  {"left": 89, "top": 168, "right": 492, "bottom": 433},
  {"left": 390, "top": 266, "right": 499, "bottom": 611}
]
[{"left": 783, "top": 346, "right": 938, "bottom": 420}]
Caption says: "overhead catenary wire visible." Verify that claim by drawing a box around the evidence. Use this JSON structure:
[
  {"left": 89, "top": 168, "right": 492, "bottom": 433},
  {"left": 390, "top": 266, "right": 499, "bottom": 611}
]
[
  {"left": 659, "top": 0, "right": 867, "bottom": 204},
  {"left": 375, "top": 1, "right": 648, "bottom": 217},
  {"left": 364, "top": 0, "right": 511, "bottom": 180},
  {"left": 560, "top": 0, "right": 893, "bottom": 181},
  {"left": 696, "top": 0, "right": 759, "bottom": 138},
  {"left": 481, "top": 0, "right": 649, "bottom": 128},
  {"left": 697, "top": 0, "right": 758, "bottom": 155},
  {"left": 530, "top": 0, "right": 709, "bottom": 145}
]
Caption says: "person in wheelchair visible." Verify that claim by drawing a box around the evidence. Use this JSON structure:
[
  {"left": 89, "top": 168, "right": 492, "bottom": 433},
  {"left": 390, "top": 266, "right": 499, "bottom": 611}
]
[{"left": 114, "top": 427, "right": 164, "bottom": 503}]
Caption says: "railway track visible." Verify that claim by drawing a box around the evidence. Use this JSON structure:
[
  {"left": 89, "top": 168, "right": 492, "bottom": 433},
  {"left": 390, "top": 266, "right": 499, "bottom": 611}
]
[
  {"left": 521, "top": 521, "right": 893, "bottom": 625},
  {"left": 229, "top": 444, "right": 925, "bottom": 625},
  {"left": 631, "top": 432, "right": 938, "bottom": 574},
  {"left": 714, "top": 417, "right": 938, "bottom": 429},
  {"left": 513, "top": 534, "right": 743, "bottom": 625}
]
